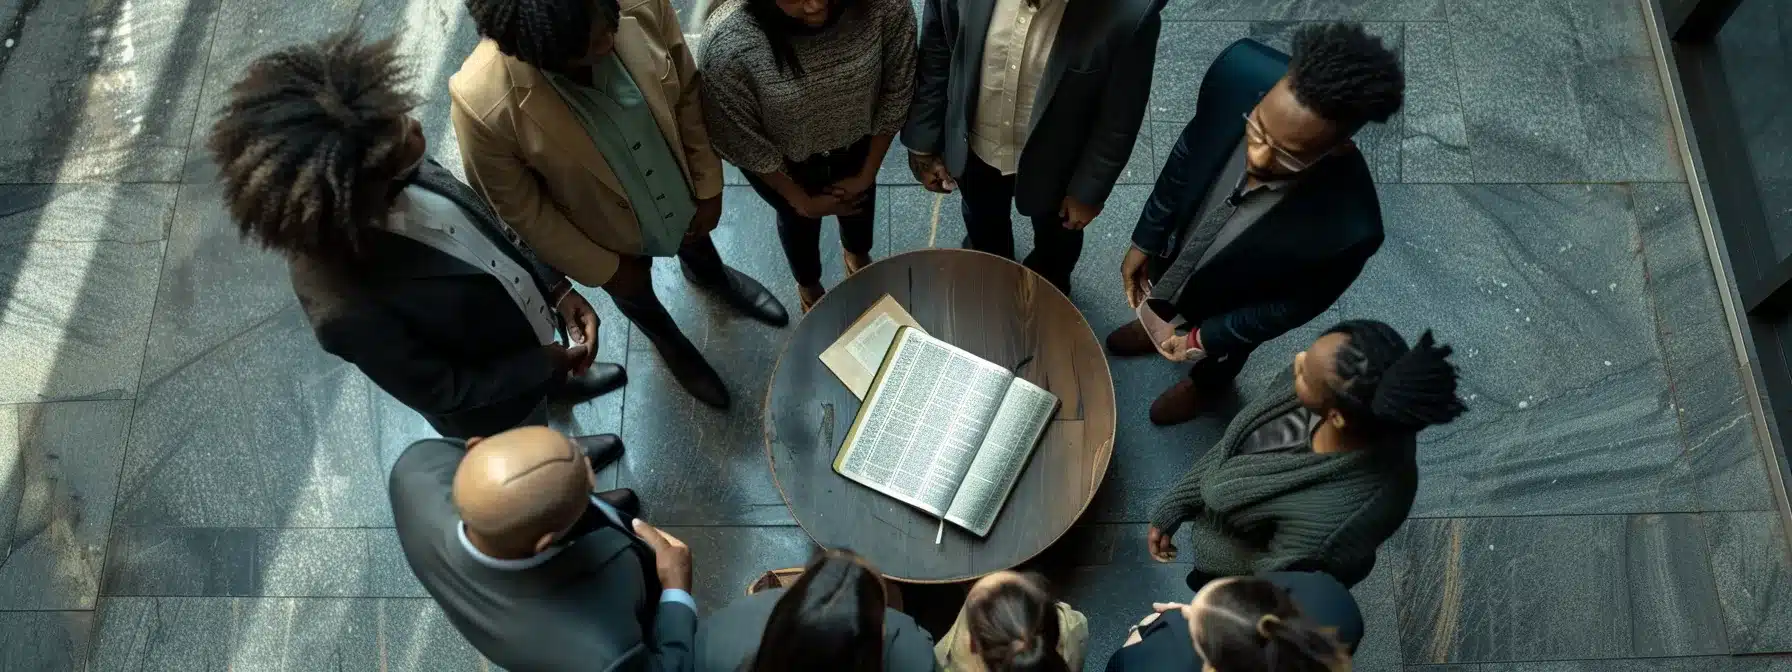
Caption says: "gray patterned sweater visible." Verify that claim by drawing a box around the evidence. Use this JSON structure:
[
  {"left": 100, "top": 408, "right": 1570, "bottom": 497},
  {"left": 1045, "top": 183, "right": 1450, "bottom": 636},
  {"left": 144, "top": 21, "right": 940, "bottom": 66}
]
[
  {"left": 698, "top": 0, "right": 916, "bottom": 173},
  {"left": 1148, "top": 371, "right": 1419, "bottom": 587}
]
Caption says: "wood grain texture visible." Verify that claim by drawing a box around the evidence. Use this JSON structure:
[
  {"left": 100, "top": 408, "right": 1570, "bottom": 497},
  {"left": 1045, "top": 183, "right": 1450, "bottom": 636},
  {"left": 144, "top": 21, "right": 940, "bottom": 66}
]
[{"left": 765, "top": 249, "right": 1117, "bottom": 582}]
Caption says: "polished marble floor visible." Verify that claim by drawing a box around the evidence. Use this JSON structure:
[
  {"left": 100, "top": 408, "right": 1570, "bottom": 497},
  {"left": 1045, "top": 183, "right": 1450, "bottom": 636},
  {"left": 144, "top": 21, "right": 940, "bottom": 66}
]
[{"left": 2, "top": 0, "right": 1790, "bottom": 669}]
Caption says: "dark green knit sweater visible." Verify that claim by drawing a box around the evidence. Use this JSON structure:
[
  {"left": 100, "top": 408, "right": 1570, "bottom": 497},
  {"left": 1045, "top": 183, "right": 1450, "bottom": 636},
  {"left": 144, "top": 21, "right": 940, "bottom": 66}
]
[{"left": 1148, "top": 372, "right": 1418, "bottom": 587}]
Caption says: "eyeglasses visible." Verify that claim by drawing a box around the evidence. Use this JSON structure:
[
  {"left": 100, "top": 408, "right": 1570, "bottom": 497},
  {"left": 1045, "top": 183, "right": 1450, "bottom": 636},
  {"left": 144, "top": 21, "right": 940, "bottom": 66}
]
[{"left": 1242, "top": 112, "right": 1316, "bottom": 173}]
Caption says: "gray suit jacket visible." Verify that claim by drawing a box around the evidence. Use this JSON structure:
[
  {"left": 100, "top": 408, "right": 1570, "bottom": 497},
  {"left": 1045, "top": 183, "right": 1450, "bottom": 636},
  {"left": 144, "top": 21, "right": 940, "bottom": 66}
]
[
  {"left": 902, "top": 0, "right": 1162, "bottom": 216},
  {"left": 694, "top": 588, "right": 939, "bottom": 671},
  {"left": 389, "top": 438, "right": 697, "bottom": 672}
]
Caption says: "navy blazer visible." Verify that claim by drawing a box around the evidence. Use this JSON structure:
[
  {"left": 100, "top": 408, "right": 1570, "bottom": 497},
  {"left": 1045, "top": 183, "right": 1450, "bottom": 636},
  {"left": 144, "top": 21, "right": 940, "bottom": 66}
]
[{"left": 1130, "top": 39, "right": 1384, "bottom": 358}]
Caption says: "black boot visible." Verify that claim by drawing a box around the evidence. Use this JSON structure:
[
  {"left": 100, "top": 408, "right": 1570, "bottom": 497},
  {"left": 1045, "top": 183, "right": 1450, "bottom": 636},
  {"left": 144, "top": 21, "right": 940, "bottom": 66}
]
[
  {"left": 551, "top": 363, "right": 627, "bottom": 404},
  {"left": 607, "top": 265, "right": 733, "bottom": 409},
  {"left": 679, "top": 236, "right": 789, "bottom": 327},
  {"left": 573, "top": 433, "right": 624, "bottom": 472},
  {"left": 682, "top": 262, "right": 789, "bottom": 328}
]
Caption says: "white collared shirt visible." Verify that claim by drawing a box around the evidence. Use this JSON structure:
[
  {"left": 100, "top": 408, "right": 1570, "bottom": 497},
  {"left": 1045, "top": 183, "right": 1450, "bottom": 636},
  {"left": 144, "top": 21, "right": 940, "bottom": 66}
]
[{"left": 457, "top": 495, "right": 696, "bottom": 611}]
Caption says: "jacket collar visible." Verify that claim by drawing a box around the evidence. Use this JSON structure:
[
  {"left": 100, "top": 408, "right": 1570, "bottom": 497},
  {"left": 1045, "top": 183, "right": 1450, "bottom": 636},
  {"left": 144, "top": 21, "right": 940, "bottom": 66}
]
[{"left": 500, "top": 21, "right": 674, "bottom": 197}]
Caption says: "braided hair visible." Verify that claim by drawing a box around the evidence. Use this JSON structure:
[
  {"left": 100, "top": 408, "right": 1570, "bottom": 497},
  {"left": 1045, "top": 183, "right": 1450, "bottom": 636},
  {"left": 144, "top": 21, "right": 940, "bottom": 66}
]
[
  {"left": 207, "top": 30, "right": 417, "bottom": 263},
  {"left": 1192, "top": 578, "right": 1347, "bottom": 672},
  {"left": 745, "top": 548, "right": 885, "bottom": 672},
  {"left": 964, "top": 573, "right": 1070, "bottom": 672},
  {"left": 1322, "top": 320, "right": 1467, "bottom": 436},
  {"left": 1287, "top": 23, "right": 1405, "bottom": 134},
  {"left": 466, "top": 0, "right": 619, "bottom": 70}
]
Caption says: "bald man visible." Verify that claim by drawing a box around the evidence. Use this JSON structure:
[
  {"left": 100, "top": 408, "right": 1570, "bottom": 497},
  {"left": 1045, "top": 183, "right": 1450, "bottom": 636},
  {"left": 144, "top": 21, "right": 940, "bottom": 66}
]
[{"left": 389, "top": 426, "right": 697, "bottom": 672}]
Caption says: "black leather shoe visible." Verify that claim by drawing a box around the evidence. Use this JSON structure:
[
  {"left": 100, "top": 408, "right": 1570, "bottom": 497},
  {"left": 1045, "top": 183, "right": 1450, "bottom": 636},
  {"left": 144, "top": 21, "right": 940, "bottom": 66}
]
[
  {"left": 667, "top": 353, "right": 731, "bottom": 410},
  {"left": 683, "top": 262, "right": 790, "bottom": 328},
  {"left": 595, "top": 488, "right": 641, "bottom": 519},
  {"left": 573, "top": 433, "right": 624, "bottom": 472},
  {"left": 551, "top": 363, "right": 627, "bottom": 404}
]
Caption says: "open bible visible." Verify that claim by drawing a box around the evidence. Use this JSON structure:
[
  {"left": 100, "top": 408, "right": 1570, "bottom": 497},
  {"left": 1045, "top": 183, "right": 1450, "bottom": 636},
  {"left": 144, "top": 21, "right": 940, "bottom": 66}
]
[{"left": 832, "top": 327, "right": 1060, "bottom": 537}]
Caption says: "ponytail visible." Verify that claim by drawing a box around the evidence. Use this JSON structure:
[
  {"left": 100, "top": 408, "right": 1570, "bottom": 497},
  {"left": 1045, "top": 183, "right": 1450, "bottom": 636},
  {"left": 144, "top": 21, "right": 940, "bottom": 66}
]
[
  {"left": 1193, "top": 578, "right": 1347, "bottom": 672},
  {"left": 1323, "top": 320, "right": 1466, "bottom": 436},
  {"left": 965, "top": 573, "right": 1070, "bottom": 672}
]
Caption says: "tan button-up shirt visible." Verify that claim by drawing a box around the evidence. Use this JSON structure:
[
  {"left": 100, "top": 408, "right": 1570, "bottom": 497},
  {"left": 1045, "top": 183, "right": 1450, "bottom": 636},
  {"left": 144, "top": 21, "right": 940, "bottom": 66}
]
[{"left": 969, "top": 0, "right": 1068, "bottom": 175}]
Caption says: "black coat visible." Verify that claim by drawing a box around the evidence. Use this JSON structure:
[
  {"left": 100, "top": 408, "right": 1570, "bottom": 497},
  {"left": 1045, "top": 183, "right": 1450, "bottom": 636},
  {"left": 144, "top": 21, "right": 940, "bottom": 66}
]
[
  {"left": 1129, "top": 38, "right": 1384, "bottom": 358},
  {"left": 291, "top": 160, "right": 570, "bottom": 439}
]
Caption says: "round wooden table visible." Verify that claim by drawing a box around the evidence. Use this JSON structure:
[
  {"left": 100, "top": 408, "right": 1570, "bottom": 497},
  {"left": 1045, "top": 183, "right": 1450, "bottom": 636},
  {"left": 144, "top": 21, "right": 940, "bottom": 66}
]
[{"left": 765, "top": 249, "right": 1117, "bottom": 583}]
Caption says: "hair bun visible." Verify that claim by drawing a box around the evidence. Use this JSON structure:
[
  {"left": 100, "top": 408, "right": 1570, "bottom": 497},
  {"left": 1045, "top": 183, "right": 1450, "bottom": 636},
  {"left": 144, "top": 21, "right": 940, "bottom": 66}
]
[
  {"left": 1368, "top": 330, "right": 1466, "bottom": 430},
  {"left": 1256, "top": 614, "right": 1281, "bottom": 639}
]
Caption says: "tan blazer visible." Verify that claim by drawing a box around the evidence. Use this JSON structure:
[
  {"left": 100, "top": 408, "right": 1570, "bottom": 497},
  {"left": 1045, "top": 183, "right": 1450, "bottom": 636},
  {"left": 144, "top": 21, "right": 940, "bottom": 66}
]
[{"left": 448, "top": 0, "right": 723, "bottom": 287}]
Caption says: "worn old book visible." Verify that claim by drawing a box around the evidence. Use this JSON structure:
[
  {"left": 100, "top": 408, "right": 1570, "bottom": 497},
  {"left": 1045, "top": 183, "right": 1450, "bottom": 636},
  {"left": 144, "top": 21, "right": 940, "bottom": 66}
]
[
  {"left": 819, "top": 295, "right": 926, "bottom": 399},
  {"left": 832, "top": 326, "right": 1060, "bottom": 537}
]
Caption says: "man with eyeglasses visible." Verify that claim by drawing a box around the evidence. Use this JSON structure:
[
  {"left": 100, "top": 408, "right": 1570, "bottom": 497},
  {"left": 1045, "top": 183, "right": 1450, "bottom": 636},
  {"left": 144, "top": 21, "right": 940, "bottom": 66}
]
[{"left": 1112, "top": 24, "right": 1406, "bottom": 426}]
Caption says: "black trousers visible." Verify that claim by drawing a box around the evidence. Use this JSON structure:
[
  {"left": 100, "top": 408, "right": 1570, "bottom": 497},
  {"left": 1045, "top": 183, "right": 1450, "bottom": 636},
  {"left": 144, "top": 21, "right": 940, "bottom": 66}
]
[
  {"left": 743, "top": 137, "right": 877, "bottom": 287},
  {"left": 1145, "top": 253, "right": 1254, "bottom": 391},
  {"left": 958, "top": 153, "right": 1083, "bottom": 293},
  {"left": 602, "top": 234, "right": 730, "bottom": 362}
]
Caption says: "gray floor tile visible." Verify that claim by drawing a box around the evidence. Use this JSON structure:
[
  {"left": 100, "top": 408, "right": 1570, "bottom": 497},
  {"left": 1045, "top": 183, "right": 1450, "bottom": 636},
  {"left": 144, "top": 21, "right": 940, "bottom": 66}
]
[
  {"left": 1352, "top": 541, "right": 1405, "bottom": 672},
  {"left": 886, "top": 184, "right": 967, "bottom": 252},
  {"left": 115, "top": 308, "right": 389, "bottom": 528},
  {"left": 619, "top": 347, "right": 795, "bottom": 525},
  {"left": 1163, "top": 0, "right": 1444, "bottom": 22},
  {"left": 1148, "top": 22, "right": 1251, "bottom": 124},
  {"left": 137, "top": 180, "right": 299, "bottom": 387},
  {"left": 90, "top": 596, "right": 486, "bottom": 672},
  {"left": 1706, "top": 511, "right": 1792, "bottom": 654},
  {"left": 1634, "top": 183, "right": 1773, "bottom": 512},
  {"left": 1343, "top": 184, "right": 1689, "bottom": 517},
  {"left": 1396, "top": 514, "right": 1723, "bottom": 664},
  {"left": 0, "top": 229, "right": 165, "bottom": 403},
  {"left": 1625, "top": 515, "right": 1729, "bottom": 656},
  {"left": 90, "top": 596, "right": 236, "bottom": 670},
  {"left": 0, "top": 611, "right": 91, "bottom": 672},
  {"left": 0, "top": 401, "right": 132, "bottom": 610},
  {"left": 1444, "top": 0, "right": 1681, "bottom": 182},
  {"left": 1399, "top": 22, "right": 1470, "bottom": 182},
  {"left": 664, "top": 526, "right": 817, "bottom": 615},
  {"left": 103, "top": 527, "right": 259, "bottom": 597},
  {"left": 226, "top": 598, "right": 485, "bottom": 671},
  {"left": 0, "top": 183, "right": 175, "bottom": 244},
  {"left": 0, "top": 0, "right": 220, "bottom": 183}
]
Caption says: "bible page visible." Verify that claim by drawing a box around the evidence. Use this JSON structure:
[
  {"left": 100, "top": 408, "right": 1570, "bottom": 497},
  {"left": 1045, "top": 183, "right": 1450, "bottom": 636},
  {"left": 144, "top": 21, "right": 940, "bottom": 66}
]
[
  {"left": 834, "top": 330, "right": 1014, "bottom": 516},
  {"left": 943, "top": 377, "right": 1059, "bottom": 536}
]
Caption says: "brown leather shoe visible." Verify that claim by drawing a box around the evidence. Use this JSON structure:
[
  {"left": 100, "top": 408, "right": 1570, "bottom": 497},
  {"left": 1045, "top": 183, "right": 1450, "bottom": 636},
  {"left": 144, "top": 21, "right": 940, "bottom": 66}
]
[
  {"left": 1149, "top": 379, "right": 1208, "bottom": 426},
  {"left": 1106, "top": 320, "right": 1155, "bottom": 357}
]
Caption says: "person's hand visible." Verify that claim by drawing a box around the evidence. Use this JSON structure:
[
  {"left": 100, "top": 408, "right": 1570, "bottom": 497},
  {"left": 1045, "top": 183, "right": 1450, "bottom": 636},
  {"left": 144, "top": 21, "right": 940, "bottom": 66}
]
[
  {"left": 1060, "top": 196, "right": 1100, "bottom": 230},
  {"left": 686, "top": 195, "right": 723, "bottom": 243},
  {"left": 632, "top": 519, "right": 693, "bottom": 592},
  {"left": 545, "top": 343, "right": 592, "bottom": 373},
  {"left": 793, "top": 192, "right": 864, "bottom": 219},
  {"left": 1147, "top": 525, "right": 1178, "bottom": 562},
  {"left": 908, "top": 152, "right": 957, "bottom": 194},
  {"left": 1157, "top": 330, "right": 1207, "bottom": 364},
  {"left": 1121, "top": 246, "right": 1151, "bottom": 309},
  {"left": 827, "top": 171, "right": 876, "bottom": 202},
  {"left": 1122, "top": 611, "right": 1163, "bottom": 647},
  {"left": 556, "top": 290, "right": 599, "bottom": 373}
]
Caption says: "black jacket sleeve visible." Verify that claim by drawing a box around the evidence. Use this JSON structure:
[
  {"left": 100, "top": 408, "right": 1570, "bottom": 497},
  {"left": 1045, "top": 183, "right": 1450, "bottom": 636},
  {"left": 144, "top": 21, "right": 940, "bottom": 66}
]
[
  {"left": 315, "top": 306, "right": 560, "bottom": 417},
  {"left": 901, "top": 0, "right": 953, "bottom": 155},
  {"left": 1195, "top": 240, "right": 1375, "bottom": 357},
  {"left": 614, "top": 602, "right": 698, "bottom": 672},
  {"left": 1066, "top": 8, "right": 1160, "bottom": 208},
  {"left": 1131, "top": 116, "right": 1197, "bottom": 256}
]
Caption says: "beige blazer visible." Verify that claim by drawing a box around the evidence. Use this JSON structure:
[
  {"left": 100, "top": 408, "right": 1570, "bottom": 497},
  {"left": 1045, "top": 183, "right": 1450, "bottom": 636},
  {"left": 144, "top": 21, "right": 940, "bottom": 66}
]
[{"left": 448, "top": 0, "right": 723, "bottom": 287}]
